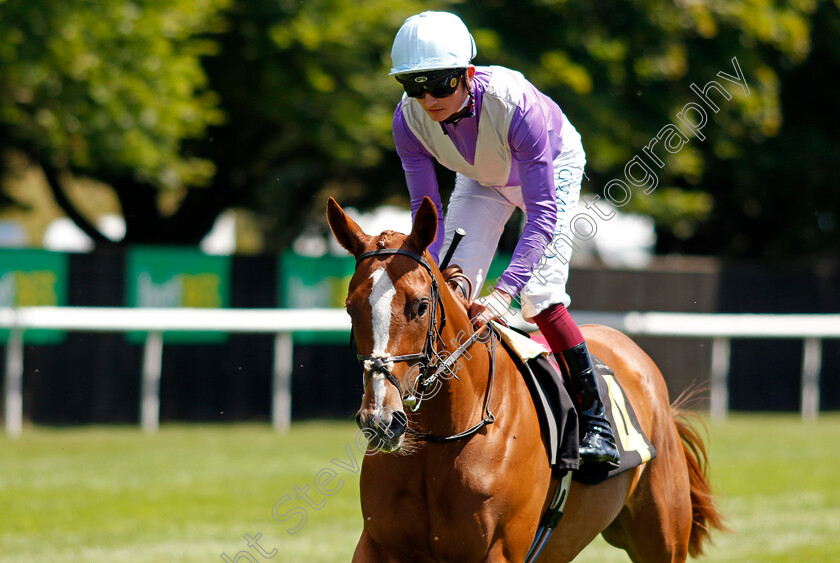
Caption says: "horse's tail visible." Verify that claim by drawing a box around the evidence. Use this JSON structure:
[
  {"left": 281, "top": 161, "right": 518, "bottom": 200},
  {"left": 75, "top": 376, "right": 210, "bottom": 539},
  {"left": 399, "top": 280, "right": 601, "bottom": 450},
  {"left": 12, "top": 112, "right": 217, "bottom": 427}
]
[{"left": 671, "top": 389, "right": 729, "bottom": 557}]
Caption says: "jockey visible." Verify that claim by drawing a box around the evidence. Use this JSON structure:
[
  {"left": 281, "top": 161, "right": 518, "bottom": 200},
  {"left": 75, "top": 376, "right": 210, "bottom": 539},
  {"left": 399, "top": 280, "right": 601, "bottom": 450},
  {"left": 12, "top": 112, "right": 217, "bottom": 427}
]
[{"left": 390, "top": 11, "right": 620, "bottom": 470}]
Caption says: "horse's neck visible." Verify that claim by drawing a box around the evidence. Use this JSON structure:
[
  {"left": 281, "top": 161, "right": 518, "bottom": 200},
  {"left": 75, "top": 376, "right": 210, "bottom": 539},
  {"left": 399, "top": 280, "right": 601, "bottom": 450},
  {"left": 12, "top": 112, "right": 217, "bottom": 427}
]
[{"left": 417, "top": 290, "right": 494, "bottom": 434}]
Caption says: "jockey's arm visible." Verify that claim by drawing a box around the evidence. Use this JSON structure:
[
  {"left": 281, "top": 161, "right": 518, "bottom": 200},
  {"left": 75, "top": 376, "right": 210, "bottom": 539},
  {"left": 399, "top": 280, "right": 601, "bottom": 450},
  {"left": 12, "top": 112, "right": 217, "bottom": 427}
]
[
  {"left": 485, "top": 104, "right": 558, "bottom": 320},
  {"left": 394, "top": 104, "right": 446, "bottom": 262}
]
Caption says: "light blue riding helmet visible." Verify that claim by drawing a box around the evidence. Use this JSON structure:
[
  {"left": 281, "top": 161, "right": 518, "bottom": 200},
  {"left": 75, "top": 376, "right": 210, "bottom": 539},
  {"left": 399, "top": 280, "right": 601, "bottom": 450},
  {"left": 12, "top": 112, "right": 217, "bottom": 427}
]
[{"left": 389, "top": 11, "right": 477, "bottom": 76}]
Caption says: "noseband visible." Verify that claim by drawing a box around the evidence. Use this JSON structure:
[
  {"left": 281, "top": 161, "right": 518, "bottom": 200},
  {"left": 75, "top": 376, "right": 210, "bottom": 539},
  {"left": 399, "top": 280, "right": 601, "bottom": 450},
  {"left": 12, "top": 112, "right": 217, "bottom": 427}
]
[{"left": 353, "top": 247, "right": 497, "bottom": 443}]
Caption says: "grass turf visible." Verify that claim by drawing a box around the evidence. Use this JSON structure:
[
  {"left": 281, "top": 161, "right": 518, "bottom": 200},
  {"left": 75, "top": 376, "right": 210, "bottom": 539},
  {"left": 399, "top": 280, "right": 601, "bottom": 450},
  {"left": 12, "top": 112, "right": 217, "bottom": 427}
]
[{"left": 2, "top": 413, "right": 839, "bottom": 562}]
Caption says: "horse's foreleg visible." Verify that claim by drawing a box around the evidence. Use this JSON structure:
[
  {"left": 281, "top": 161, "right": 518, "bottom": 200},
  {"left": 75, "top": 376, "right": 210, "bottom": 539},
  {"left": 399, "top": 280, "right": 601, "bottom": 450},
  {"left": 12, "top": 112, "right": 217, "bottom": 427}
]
[
  {"left": 482, "top": 539, "right": 525, "bottom": 563},
  {"left": 352, "top": 531, "right": 400, "bottom": 563}
]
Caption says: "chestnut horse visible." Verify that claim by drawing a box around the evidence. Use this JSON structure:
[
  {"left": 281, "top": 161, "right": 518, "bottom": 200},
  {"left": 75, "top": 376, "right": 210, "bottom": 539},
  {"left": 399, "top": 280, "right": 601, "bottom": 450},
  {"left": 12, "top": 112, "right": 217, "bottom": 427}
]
[{"left": 327, "top": 196, "right": 725, "bottom": 562}]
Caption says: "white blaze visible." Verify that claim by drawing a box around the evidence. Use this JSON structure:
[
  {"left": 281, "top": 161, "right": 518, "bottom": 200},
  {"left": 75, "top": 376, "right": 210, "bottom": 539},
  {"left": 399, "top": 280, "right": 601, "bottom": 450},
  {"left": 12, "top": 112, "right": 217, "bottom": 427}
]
[
  {"left": 369, "top": 268, "right": 396, "bottom": 355},
  {"left": 373, "top": 377, "right": 387, "bottom": 413},
  {"left": 368, "top": 268, "right": 396, "bottom": 413}
]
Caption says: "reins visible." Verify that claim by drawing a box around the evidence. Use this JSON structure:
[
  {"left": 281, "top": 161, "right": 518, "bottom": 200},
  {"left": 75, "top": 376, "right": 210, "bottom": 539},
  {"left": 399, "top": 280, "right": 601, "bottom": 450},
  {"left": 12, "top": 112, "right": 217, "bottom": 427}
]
[
  {"left": 414, "top": 327, "right": 497, "bottom": 443},
  {"left": 352, "top": 247, "right": 497, "bottom": 443}
]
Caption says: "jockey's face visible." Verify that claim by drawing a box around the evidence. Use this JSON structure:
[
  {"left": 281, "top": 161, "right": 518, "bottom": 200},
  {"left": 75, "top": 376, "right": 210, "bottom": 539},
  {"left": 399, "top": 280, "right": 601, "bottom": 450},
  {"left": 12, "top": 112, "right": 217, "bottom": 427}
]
[{"left": 419, "top": 66, "right": 475, "bottom": 122}]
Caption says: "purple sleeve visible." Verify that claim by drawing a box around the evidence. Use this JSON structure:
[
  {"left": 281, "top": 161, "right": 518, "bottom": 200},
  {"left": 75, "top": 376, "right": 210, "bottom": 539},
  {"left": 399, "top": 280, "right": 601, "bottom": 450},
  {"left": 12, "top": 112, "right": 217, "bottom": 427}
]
[
  {"left": 495, "top": 101, "right": 558, "bottom": 296},
  {"left": 393, "top": 103, "right": 446, "bottom": 262}
]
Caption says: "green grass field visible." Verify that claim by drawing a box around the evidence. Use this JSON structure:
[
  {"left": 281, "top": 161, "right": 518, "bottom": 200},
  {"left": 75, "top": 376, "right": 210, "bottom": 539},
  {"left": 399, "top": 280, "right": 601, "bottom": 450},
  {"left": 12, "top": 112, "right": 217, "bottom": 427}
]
[{"left": 2, "top": 414, "right": 839, "bottom": 562}]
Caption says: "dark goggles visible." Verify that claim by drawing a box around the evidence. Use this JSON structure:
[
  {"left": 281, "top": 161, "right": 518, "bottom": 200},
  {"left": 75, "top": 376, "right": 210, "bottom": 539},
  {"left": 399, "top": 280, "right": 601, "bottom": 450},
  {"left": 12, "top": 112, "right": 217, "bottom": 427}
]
[{"left": 396, "top": 68, "right": 465, "bottom": 99}]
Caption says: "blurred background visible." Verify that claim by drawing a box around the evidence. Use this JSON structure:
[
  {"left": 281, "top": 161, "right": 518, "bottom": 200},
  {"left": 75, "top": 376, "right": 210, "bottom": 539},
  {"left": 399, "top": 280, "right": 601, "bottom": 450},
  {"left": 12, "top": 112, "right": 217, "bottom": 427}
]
[{"left": 1, "top": 0, "right": 838, "bottom": 421}]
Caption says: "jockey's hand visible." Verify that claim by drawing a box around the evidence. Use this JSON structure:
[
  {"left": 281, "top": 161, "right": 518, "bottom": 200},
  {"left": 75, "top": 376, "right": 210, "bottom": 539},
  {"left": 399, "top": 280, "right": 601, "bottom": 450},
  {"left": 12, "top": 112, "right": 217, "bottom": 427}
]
[{"left": 469, "top": 288, "right": 513, "bottom": 330}]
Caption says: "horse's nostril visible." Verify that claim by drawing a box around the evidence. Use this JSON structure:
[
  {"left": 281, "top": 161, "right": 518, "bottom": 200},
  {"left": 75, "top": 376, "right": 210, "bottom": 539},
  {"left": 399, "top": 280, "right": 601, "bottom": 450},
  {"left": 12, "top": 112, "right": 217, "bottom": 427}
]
[
  {"left": 392, "top": 410, "right": 407, "bottom": 427},
  {"left": 355, "top": 411, "right": 364, "bottom": 429},
  {"left": 388, "top": 410, "right": 408, "bottom": 438}
]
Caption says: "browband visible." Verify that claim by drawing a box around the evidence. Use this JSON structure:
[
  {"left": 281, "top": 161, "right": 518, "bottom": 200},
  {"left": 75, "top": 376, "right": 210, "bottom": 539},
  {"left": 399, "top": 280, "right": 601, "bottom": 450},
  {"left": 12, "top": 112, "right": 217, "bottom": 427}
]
[{"left": 356, "top": 248, "right": 432, "bottom": 273}]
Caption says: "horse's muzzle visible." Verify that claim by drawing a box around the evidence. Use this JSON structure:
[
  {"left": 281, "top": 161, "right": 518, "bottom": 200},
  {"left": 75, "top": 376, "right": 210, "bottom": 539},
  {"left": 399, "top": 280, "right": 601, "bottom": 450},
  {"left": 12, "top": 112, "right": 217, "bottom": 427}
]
[{"left": 356, "top": 407, "right": 408, "bottom": 452}]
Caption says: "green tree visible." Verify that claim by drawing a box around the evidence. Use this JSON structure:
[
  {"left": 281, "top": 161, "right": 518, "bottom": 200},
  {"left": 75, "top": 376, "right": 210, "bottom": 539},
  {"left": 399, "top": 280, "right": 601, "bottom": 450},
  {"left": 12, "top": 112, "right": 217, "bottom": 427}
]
[
  {"left": 691, "top": 0, "right": 840, "bottom": 262},
  {"left": 2, "top": 0, "right": 836, "bottom": 263},
  {"left": 453, "top": 0, "right": 838, "bottom": 262},
  {"left": 194, "top": 0, "right": 433, "bottom": 250},
  {"left": 243, "top": 0, "right": 837, "bottom": 262},
  {"left": 0, "top": 0, "right": 433, "bottom": 248},
  {"left": 0, "top": 0, "right": 230, "bottom": 244}
]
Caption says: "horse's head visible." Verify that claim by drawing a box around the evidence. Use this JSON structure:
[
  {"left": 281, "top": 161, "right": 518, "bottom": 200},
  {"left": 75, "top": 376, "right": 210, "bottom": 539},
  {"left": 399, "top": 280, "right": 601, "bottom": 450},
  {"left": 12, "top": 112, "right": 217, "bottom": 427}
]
[{"left": 327, "top": 196, "right": 443, "bottom": 453}]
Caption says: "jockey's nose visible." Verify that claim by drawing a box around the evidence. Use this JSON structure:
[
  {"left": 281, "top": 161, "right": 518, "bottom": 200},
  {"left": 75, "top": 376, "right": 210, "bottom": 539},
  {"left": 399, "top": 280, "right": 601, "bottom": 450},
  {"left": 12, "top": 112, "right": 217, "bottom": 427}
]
[{"left": 421, "top": 92, "right": 438, "bottom": 106}]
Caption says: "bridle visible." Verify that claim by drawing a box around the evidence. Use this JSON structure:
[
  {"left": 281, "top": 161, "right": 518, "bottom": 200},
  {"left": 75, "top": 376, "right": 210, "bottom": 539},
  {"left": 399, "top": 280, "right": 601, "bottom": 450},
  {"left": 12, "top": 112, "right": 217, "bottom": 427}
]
[
  {"left": 354, "top": 248, "right": 446, "bottom": 398},
  {"left": 353, "top": 247, "right": 497, "bottom": 443}
]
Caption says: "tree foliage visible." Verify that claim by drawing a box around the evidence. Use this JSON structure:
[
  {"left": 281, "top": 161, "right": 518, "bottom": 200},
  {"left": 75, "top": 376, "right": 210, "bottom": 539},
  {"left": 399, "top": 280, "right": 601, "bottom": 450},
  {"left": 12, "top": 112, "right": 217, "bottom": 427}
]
[
  {"left": 453, "top": 0, "right": 838, "bottom": 262},
  {"left": 0, "top": 0, "right": 837, "bottom": 263},
  {"left": 0, "top": 0, "right": 230, "bottom": 243},
  {"left": 193, "top": 0, "right": 434, "bottom": 249},
  {"left": 0, "top": 0, "right": 229, "bottom": 182}
]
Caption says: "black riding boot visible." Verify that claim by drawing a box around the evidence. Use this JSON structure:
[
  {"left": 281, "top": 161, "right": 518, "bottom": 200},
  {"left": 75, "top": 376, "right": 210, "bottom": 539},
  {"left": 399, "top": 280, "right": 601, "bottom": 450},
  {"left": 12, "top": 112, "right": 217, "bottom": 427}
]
[{"left": 560, "top": 342, "right": 621, "bottom": 470}]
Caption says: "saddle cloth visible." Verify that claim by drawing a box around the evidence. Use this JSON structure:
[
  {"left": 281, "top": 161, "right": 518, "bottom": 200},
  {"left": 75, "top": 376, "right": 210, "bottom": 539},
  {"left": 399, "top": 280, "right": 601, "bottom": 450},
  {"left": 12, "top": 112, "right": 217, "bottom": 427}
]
[{"left": 492, "top": 322, "right": 656, "bottom": 485}]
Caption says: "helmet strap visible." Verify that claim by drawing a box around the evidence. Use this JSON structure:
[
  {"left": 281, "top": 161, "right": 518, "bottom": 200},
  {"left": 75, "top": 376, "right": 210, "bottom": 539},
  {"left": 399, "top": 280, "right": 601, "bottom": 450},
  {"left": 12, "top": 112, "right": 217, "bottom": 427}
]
[{"left": 441, "top": 87, "right": 475, "bottom": 134}]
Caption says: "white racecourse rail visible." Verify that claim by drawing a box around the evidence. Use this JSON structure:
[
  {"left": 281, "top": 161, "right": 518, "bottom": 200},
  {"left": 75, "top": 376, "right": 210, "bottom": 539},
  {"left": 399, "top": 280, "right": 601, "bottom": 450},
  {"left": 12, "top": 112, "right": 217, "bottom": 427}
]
[{"left": 2, "top": 307, "right": 839, "bottom": 437}]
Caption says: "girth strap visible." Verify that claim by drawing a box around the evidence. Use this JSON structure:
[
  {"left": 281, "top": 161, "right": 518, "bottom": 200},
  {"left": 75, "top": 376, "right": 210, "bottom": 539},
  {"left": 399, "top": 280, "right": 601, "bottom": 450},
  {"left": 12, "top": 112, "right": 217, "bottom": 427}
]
[{"left": 524, "top": 470, "right": 573, "bottom": 562}]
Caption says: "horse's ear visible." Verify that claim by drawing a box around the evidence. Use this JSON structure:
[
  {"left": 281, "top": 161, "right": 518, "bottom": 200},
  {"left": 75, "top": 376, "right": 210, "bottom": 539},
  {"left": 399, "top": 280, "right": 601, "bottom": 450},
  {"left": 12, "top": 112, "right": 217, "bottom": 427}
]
[
  {"left": 326, "top": 198, "right": 370, "bottom": 257},
  {"left": 405, "top": 196, "right": 438, "bottom": 254}
]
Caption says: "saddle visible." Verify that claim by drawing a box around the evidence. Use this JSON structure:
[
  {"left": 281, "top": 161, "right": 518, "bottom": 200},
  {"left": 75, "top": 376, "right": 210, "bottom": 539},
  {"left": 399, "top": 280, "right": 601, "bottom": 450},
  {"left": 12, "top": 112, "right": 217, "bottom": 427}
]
[
  {"left": 441, "top": 265, "right": 655, "bottom": 484},
  {"left": 494, "top": 323, "right": 656, "bottom": 485}
]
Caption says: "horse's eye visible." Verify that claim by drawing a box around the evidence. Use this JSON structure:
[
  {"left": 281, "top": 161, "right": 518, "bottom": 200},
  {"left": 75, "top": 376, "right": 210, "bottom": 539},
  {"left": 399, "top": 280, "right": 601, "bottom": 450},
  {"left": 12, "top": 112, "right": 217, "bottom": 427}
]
[{"left": 416, "top": 299, "right": 429, "bottom": 317}]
